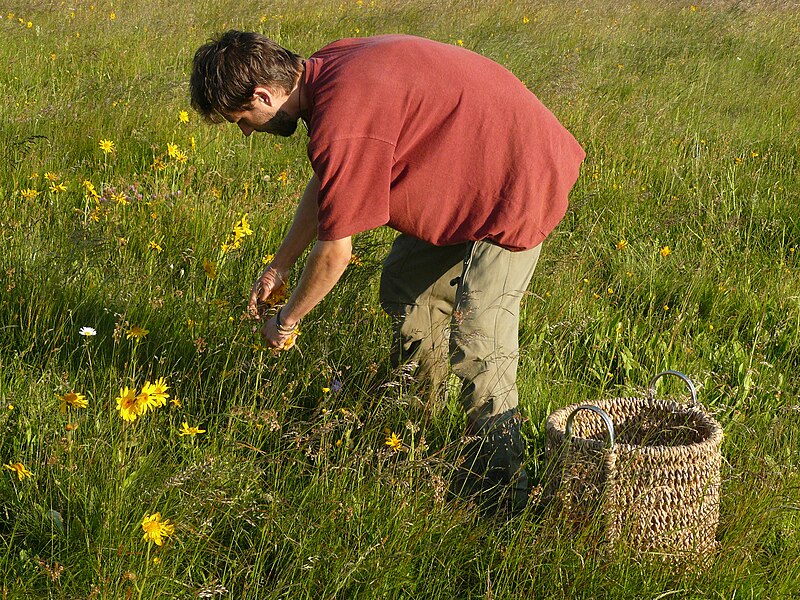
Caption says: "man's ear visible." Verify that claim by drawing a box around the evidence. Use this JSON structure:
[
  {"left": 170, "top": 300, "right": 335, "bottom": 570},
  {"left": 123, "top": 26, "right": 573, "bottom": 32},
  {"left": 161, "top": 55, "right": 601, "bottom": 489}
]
[{"left": 252, "top": 85, "right": 276, "bottom": 106}]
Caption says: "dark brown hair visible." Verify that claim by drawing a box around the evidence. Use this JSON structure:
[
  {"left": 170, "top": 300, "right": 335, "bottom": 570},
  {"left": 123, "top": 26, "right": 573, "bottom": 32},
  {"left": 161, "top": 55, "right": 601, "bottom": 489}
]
[{"left": 190, "top": 30, "right": 304, "bottom": 122}]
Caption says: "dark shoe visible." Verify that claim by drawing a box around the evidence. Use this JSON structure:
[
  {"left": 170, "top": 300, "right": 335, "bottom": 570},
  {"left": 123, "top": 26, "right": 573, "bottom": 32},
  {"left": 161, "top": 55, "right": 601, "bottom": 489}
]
[{"left": 449, "top": 409, "right": 530, "bottom": 518}]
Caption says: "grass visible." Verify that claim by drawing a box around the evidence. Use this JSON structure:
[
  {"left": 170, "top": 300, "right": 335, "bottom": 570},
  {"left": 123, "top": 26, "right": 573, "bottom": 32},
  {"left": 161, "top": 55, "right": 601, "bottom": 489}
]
[{"left": 2, "top": 0, "right": 800, "bottom": 597}]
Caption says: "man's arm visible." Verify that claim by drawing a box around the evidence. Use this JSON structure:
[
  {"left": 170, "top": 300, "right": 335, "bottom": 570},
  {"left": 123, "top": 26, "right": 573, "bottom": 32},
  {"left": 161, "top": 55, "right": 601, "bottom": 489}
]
[
  {"left": 261, "top": 236, "right": 353, "bottom": 347},
  {"left": 248, "top": 174, "right": 321, "bottom": 313},
  {"left": 270, "top": 174, "right": 321, "bottom": 272}
]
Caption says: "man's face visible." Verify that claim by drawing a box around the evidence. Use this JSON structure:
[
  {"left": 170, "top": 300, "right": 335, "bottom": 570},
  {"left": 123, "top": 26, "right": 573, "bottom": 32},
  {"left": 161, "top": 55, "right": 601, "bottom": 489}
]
[{"left": 225, "top": 95, "right": 298, "bottom": 138}]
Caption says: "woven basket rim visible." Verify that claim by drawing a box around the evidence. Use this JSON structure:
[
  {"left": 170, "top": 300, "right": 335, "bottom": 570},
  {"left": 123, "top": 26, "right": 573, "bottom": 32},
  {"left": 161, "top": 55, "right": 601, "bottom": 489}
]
[{"left": 546, "top": 396, "right": 723, "bottom": 453}]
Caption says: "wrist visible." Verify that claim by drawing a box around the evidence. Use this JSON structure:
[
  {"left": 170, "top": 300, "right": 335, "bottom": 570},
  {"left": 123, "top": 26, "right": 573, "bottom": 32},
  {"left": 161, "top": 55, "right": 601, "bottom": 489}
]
[{"left": 275, "top": 307, "right": 299, "bottom": 332}]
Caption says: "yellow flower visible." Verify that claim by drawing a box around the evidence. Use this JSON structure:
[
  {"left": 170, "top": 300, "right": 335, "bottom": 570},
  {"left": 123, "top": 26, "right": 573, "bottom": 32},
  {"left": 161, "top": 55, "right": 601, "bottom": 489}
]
[
  {"left": 262, "top": 282, "right": 288, "bottom": 308},
  {"left": 4, "top": 462, "right": 32, "bottom": 480},
  {"left": 178, "top": 422, "right": 206, "bottom": 436},
  {"left": 59, "top": 391, "right": 88, "bottom": 412},
  {"left": 202, "top": 258, "right": 217, "bottom": 279},
  {"left": 149, "top": 241, "right": 163, "bottom": 253},
  {"left": 233, "top": 213, "right": 253, "bottom": 239},
  {"left": 111, "top": 192, "right": 128, "bottom": 205},
  {"left": 141, "top": 513, "right": 175, "bottom": 546},
  {"left": 385, "top": 431, "right": 402, "bottom": 451},
  {"left": 277, "top": 171, "right": 289, "bottom": 185},
  {"left": 49, "top": 183, "right": 67, "bottom": 193},
  {"left": 166, "top": 143, "right": 180, "bottom": 159},
  {"left": 616, "top": 239, "right": 628, "bottom": 250},
  {"left": 660, "top": 246, "right": 672, "bottom": 257},
  {"left": 148, "top": 378, "right": 170, "bottom": 408},
  {"left": 522, "top": 15, "right": 530, "bottom": 23},
  {"left": 99, "top": 139, "right": 115, "bottom": 154},
  {"left": 109, "top": 11, "right": 115, "bottom": 20},
  {"left": 279, "top": 328, "right": 300, "bottom": 351},
  {"left": 456, "top": 39, "right": 464, "bottom": 46},
  {"left": 126, "top": 325, "right": 149, "bottom": 340},
  {"left": 152, "top": 157, "right": 166, "bottom": 171},
  {"left": 83, "top": 180, "right": 100, "bottom": 198},
  {"left": 20, "top": 188, "right": 39, "bottom": 200},
  {"left": 116, "top": 386, "right": 144, "bottom": 421},
  {"left": 136, "top": 384, "right": 153, "bottom": 412},
  {"left": 44, "top": 172, "right": 60, "bottom": 182},
  {"left": 179, "top": 110, "right": 189, "bottom": 124}
]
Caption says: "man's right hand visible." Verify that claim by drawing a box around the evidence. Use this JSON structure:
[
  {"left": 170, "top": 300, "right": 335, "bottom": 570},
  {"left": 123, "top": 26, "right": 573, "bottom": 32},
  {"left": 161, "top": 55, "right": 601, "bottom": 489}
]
[{"left": 248, "top": 264, "right": 290, "bottom": 319}]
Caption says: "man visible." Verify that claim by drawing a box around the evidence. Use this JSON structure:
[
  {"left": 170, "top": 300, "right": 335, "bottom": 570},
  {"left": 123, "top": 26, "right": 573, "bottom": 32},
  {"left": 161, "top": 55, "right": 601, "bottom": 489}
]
[{"left": 191, "top": 30, "right": 585, "bottom": 516}]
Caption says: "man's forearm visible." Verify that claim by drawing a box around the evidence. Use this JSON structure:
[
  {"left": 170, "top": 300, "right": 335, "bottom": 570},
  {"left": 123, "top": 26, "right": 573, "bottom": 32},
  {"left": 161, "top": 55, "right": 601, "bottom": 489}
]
[
  {"left": 279, "top": 237, "right": 352, "bottom": 325},
  {"left": 271, "top": 175, "right": 321, "bottom": 270}
]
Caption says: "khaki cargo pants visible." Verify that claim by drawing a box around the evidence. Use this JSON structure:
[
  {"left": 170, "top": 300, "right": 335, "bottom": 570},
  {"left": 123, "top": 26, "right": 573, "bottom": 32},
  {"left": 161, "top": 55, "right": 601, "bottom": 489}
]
[{"left": 379, "top": 234, "right": 541, "bottom": 428}]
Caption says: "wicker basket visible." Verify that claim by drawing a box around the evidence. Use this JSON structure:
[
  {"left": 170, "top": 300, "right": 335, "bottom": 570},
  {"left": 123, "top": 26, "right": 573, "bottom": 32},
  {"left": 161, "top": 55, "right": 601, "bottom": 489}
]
[{"left": 544, "top": 371, "right": 723, "bottom": 562}]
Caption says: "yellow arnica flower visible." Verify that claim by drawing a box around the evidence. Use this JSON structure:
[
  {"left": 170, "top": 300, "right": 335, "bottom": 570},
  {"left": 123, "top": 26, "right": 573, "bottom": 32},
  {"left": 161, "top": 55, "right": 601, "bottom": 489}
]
[
  {"left": 111, "top": 192, "right": 128, "bottom": 205},
  {"left": 141, "top": 378, "right": 169, "bottom": 409},
  {"left": 234, "top": 214, "right": 253, "bottom": 237},
  {"left": 44, "top": 172, "right": 60, "bottom": 182},
  {"left": 262, "top": 282, "right": 288, "bottom": 309},
  {"left": 116, "top": 386, "right": 145, "bottom": 421},
  {"left": 99, "top": 139, "right": 115, "bottom": 154},
  {"left": 4, "top": 462, "right": 33, "bottom": 480},
  {"left": 83, "top": 180, "right": 100, "bottom": 198},
  {"left": 179, "top": 110, "right": 189, "bottom": 124},
  {"left": 141, "top": 513, "right": 175, "bottom": 546},
  {"left": 660, "top": 246, "right": 672, "bottom": 257},
  {"left": 126, "top": 325, "right": 149, "bottom": 340},
  {"left": 59, "top": 391, "right": 88, "bottom": 412},
  {"left": 178, "top": 422, "right": 206, "bottom": 436},
  {"left": 616, "top": 239, "right": 628, "bottom": 250},
  {"left": 20, "top": 188, "right": 40, "bottom": 200},
  {"left": 280, "top": 328, "right": 300, "bottom": 351},
  {"left": 385, "top": 432, "right": 402, "bottom": 452}
]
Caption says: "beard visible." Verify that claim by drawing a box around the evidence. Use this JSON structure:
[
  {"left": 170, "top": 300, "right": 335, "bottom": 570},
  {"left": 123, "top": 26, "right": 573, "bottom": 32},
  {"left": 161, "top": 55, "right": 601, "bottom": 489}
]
[{"left": 265, "top": 108, "right": 299, "bottom": 137}]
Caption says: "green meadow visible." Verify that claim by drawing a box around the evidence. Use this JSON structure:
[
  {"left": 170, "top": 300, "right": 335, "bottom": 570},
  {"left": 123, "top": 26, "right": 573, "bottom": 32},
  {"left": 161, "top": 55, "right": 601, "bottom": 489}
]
[{"left": 2, "top": 0, "right": 799, "bottom": 597}]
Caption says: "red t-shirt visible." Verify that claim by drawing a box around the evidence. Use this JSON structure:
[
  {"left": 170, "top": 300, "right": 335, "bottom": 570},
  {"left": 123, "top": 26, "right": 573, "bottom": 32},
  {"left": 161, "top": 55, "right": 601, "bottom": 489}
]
[{"left": 303, "top": 35, "right": 585, "bottom": 251}]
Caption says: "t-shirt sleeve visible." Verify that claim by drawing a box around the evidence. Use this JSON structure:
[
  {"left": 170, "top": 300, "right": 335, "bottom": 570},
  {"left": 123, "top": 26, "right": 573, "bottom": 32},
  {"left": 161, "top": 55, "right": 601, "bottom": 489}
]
[{"left": 308, "top": 136, "right": 394, "bottom": 241}]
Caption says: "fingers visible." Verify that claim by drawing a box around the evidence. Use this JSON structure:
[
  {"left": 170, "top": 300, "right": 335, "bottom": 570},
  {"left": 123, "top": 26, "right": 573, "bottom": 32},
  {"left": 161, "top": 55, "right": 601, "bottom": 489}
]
[
  {"left": 248, "top": 266, "right": 282, "bottom": 317},
  {"left": 248, "top": 281, "right": 261, "bottom": 317},
  {"left": 262, "top": 316, "right": 299, "bottom": 351}
]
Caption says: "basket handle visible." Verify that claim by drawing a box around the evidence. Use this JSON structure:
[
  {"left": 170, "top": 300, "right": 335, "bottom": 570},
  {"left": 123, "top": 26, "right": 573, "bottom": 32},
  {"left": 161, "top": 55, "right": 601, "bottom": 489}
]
[
  {"left": 647, "top": 370, "right": 698, "bottom": 405},
  {"left": 565, "top": 405, "right": 615, "bottom": 449}
]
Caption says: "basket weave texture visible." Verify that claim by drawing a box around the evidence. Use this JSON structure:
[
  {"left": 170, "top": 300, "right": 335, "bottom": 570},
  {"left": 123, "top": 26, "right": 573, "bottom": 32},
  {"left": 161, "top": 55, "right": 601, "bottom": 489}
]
[{"left": 545, "top": 396, "right": 723, "bottom": 560}]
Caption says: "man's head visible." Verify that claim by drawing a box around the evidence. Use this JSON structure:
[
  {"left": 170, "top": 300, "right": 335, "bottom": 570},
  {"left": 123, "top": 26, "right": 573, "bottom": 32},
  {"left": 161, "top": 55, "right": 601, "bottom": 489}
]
[{"left": 190, "top": 30, "right": 304, "bottom": 135}]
